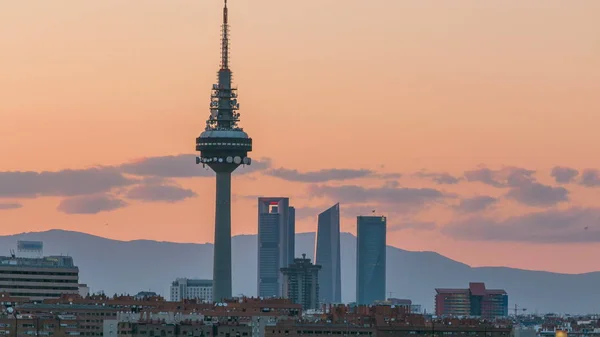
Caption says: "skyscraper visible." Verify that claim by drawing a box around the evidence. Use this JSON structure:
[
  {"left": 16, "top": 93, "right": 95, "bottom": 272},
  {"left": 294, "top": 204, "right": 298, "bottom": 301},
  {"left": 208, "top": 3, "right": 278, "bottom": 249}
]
[
  {"left": 281, "top": 254, "right": 321, "bottom": 310},
  {"left": 195, "top": 0, "right": 252, "bottom": 301},
  {"left": 314, "top": 203, "right": 342, "bottom": 304},
  {"left": 356, "top": 215, "right": 386, "bottom": 305},
  {"left": 257, "top": 197, "right": 295, "bottom": 297}
]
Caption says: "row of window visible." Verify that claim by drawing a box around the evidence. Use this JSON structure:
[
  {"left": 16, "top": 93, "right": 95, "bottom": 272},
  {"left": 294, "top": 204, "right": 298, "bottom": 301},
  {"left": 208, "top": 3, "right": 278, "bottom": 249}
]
[
  {"left": 0, "top": 278, "right": 78, "bottom": 283},
  {"left": 0, "top": 270, "right": 78, "bottom": 276},
  {"left": 197, "top": 142, "right": 250, "bottom": 147},
  {"left": 0, "top": 285, "right": 78, "bottom": 290}
]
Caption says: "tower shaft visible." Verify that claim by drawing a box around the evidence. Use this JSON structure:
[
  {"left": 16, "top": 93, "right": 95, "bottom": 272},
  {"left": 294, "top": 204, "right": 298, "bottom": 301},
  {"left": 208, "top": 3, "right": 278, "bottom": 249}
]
[{"left": 213, "top": 170, "right": 232, "bottom": 301}]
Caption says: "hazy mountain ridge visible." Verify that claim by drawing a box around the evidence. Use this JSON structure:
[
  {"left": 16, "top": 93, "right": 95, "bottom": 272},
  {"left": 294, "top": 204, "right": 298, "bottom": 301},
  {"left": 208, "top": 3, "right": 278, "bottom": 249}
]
[{"left": 0, "top": 230, "right": 598, "bottom": 314}]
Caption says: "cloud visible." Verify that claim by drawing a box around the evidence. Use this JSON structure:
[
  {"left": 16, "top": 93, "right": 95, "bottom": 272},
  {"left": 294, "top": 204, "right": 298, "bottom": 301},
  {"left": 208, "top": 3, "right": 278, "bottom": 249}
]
[
  {"left": 293, "top": 206, "right": 324, "bottom": 220},
  {"left": 455, "top": 196, "right": 498, "bottom": 213},
  {"left": 443, "top": 208, "right": 600, "bottom": 243},
  {"left": 414, "top": 171, "right": 462, "bottom": 185},
  {"left": 551, "top": 166, "right": 579, "bottom": 184},
  {"left": 0, "top": 203, "right": 23, "bottom": 210},
  {"left": 506, "top": 182, "right": 569, "bottom": 207},
  {"left": 266, "top": 168, "right": 384, "bottom": 183},
  {"left": 464, "top": 167, "right": 535, "bottom": 188},
  {"left": 57, "top": 195, "right": 128, "bottom": 214},
  {"left": 125, "top": 184, "right": 197, "bottom": 203},
  {"left": 580, "top": 169, "right": 600, "bottom": 187},
  {"left": 308, "top": 184, "right": 447, "bottom": 206},
  {"left": 389, "top": 221, "right": 436, "bottom": 232},
  {"left": 120, "top": 154, "right": 271, "bottom": 178},
  {"left": 0, "top": 168, "right": 135, "bottom": 198}
]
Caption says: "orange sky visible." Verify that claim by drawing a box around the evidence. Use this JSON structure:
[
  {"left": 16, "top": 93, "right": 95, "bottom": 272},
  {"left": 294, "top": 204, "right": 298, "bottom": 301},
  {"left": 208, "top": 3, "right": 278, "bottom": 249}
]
[{"left": 1, "top": 0, "right": 600, "bottom": 274}]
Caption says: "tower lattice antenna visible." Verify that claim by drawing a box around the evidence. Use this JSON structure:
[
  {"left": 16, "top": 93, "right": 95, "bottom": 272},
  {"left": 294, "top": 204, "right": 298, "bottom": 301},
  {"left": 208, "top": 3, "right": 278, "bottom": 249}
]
[{"left": 221, "top": 0, "right": 230, "bottom": 70}]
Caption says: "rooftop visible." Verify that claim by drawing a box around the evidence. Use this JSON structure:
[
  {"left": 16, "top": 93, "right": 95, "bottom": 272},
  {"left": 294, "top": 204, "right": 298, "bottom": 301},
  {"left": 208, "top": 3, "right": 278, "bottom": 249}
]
[{"left": 0, "top": 256, "right": 77, "bottom": 269}]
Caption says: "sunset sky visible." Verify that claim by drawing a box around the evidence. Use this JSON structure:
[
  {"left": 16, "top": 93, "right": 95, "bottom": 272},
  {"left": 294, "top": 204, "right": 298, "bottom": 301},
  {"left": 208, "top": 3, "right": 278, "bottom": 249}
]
[{"left": 1, "top": 0, "right": 600, "bottom": 274}]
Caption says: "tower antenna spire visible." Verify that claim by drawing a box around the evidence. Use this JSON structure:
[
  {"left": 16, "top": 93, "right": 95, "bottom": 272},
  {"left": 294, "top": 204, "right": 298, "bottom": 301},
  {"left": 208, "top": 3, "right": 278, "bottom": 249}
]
[{"left": 221, "top": 0, "right": 229, "bottom": 70}]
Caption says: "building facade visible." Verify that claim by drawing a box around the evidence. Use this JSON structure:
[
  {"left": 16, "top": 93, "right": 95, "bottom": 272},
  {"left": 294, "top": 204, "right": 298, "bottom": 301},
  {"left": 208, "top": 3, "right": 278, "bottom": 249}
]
[
  {"left": 170, "top": 278, "right": 213, "bottom": 302},
  {"left": 356, "top": 215, "right": 386, "bottom": 305},
  {"left": 435, "top": 282, "right": 508, "bottom": 319},
  {"left": 280, "top": 254, "right": 321, "bottom": 310},
  {"left": 0, "top": 255, "right": 79, "bottom": 301},
  {"left": 314, "top": 203, "right": 342, "bottom": 304},
  {"left": 258, "top": 197, "right": 295, "bottom": 298}
]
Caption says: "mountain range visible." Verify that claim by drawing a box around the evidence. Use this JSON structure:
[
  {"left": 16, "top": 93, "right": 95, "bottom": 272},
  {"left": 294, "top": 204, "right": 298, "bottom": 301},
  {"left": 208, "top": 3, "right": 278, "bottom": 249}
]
[{"left": 0, "top": 229, "right": 598, "bottom": 314}]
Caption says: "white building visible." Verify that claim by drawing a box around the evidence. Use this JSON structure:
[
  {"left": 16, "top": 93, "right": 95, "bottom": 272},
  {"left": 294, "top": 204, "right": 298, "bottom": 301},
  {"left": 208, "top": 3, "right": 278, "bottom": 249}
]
[
  {"left": 170, "top": 278, "right": 213, "bottom": 302},
  {"left": 78, "top": 284, "right": 90, "bottom": 298}
]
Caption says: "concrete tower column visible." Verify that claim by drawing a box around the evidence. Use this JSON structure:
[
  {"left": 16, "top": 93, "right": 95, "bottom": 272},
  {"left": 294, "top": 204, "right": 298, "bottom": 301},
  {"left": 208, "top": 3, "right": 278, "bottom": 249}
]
[{"left": 213, "top": 170, "right": 233, "bottom": 301}]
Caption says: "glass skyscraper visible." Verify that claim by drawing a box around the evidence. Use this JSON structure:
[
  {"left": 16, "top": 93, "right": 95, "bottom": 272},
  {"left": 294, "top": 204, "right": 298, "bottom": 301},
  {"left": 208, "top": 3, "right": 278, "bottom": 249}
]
[
  {"left": 314, "top": 203, "right": 342, "bottom": 304},
  {"left": 356, "top": 215, "right": 386, "bottom": 305},
  {"left": 257, "top": 197, "right": 295, "bottom": 298}
]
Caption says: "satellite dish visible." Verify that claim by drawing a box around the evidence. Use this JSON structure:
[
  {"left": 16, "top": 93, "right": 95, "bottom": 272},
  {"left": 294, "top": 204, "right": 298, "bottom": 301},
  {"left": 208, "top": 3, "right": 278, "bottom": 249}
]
[
  {"left": 7, "top": 307, "right": 13, "bottom": 314},
  {"left": 218, "top": 158, "right": 224, "bottom": 163},
  {"left": 226, "top": 156, "right": 233, "bottom": 163},
  {"left": 242, "top": 157, "right": 249, "bottom": 165},
  {"left": 233, "top": 156, "right": 242, "bottom": 164}
]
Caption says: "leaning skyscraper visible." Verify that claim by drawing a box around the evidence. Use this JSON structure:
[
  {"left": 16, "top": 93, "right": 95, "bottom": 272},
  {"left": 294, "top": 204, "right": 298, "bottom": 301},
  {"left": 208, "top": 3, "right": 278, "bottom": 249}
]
[
  {"left": 195, "top": 0, "right": 252, "bottom": 301},
  {"left": 314, "top": 203, "right": 342, "bottom": 304}
]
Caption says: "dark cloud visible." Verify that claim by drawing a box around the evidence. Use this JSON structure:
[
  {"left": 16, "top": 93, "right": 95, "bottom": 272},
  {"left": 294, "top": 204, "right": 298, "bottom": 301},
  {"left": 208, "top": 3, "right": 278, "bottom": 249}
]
[
  {"left": 0, "top": 168, "right": 135, "bottom": 199},
  {"left": 464, "top": 167, "right": 535, "bottom": 188},
  {"left": 389, "top": 221, "right": 436, "bottom": 232},
  {"left": 580, "top": 169, "right": 600, "bottom": 187},
  {"left": 551, "top": 166, "right": 579, "bottom": 184},
  {"left": 267, "top": 168, "right": 377, "bottom": 183},
  {"left": 443, "top": 208, "right": 600, "bottom": 243},
  {"left": 308, "top": 184, "right": 447, "bottom": 206},
  {"left": 506, "top": 182, "right": 569, "bottom": 207},
  {"left": 0, "top": 203, "right": 23, "bottom": 210},
  {"left": 414, "top": 171, "right": 462, "bottom": 185},
  {"left": 125, "top": 184, "right": 197, "bottom": 203},
  {"left": 120, "top": 154, "right": 271, "bottom": 178},
  {"left": 455, "top": 196, "right": 498, "bottom": 213},
  {"left": 57, "top": 195, "right": 128, "bottom": 215}
]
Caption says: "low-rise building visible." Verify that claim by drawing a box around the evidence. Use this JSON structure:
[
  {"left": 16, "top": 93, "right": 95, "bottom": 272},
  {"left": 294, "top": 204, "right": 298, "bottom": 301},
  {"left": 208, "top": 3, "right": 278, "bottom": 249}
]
[
  {"left": 170, "top": 278, "right": 213, "bottom": 302},
  {"left": 0, "top": 255, "right": 80, "bottom": 301},
  {"left": 435, "top": 282, "right": 508, "bottom": 319}
]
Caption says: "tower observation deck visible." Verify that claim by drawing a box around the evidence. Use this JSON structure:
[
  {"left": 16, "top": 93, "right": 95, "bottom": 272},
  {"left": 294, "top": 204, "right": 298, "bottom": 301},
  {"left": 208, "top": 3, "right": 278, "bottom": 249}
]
[{"left": 195, "top": 0, "right": 252, "bottom": 301}]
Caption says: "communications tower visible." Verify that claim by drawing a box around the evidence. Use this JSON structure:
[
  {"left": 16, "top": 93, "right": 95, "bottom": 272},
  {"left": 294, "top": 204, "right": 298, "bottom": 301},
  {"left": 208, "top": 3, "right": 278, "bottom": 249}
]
[{"left": 195, "top": 0, "right": 252, "bottom": 301}]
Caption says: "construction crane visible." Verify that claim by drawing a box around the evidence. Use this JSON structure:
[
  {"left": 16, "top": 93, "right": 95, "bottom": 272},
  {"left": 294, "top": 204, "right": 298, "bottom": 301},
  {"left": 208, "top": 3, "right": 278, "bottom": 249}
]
[{"left": 513, "top": 304, "right": 527, "bottom": 316}]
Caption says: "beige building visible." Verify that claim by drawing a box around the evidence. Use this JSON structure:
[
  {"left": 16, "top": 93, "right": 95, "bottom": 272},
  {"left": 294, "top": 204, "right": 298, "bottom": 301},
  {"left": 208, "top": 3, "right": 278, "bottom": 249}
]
[{"left": 0, "top": 255, "right": 80, "bottom": 301}]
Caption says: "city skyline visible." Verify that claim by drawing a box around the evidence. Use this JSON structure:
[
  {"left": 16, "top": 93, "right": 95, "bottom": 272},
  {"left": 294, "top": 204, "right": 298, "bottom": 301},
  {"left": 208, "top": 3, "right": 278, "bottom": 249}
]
[{"left": 1, "top": 0, "right": 600, "bottom": 275}]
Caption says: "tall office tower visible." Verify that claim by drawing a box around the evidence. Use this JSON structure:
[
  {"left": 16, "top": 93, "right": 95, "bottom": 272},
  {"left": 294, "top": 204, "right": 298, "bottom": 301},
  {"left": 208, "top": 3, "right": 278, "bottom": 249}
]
[
  {"left": 356, "top": 215, "right": 386, "bottom": 305},
  {"left": 314, "top": 203, "right": 342, "bottom": 304},
  {"left": 257, "top": 197, "right": 295, "bottom": 297},
  {"left": 280, "top": 254, "right": 321, "bottom": 310},
  {"left": 195, "top": 0, "right": 253, "bottom": 301}
]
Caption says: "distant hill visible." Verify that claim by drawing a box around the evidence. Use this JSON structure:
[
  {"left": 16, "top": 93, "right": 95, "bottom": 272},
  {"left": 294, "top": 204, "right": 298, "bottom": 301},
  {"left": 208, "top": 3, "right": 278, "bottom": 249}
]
[{"left": 0, "top": 229, "right": 598, "bottom": 314}]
